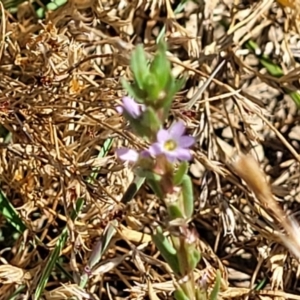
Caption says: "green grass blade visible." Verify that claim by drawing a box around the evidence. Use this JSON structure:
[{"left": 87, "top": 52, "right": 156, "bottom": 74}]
[
  {"left": 78, "top": 137, "right": 115, "bottom": 288},
  {"left": 87, "top": 138, "right": 113, "bottom": 184},
  {"left": 289, "top": 91, "right": 300, "bottom": 107},
  {"left": 121, "top": 176, "right": 145, "bottom": 204},
  {"left": 0, "top": 190, "right": 27, "bottom": 233},
  {"left": 55, "top": 261, "right": 74, "bottom": 282},
  {"left": 246, "top": 40, "right": 283, "bottom": 77},
  {"left": 88, "top": 220, "right": 118, "bottom": 267},
  {"left": 0, "top": 186, "right": 48, "bottom": 250},
  {"left": 34, "top": 198, "right": 84, "bottom": 300},
  {"left": 8, "top": 284, "right": 26, "bottom": 300},
  {"left": 254, "top": 277, "right": 267, "bottom": 291},
  {"left": 36, "top": 0, "right": 68, "bottom": 19},
  {"left": 246, "top": 40, "right": 300, "bottom": 108},
  {"left": 209, "top": 270, "right": 221, "bottom": 300},
  {"left": 79, "top": 219, "right": 118, "bottom": 288},
  {"left": 156, "top": 0, "right": 191, "bottom": 43},
  {"left": 2, "top": 0, "right": 25, "bottom": 13}
]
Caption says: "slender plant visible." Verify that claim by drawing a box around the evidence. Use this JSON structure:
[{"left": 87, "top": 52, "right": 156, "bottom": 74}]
[{"left": 115, "top": 42, "right": 221, "bottom": 300}]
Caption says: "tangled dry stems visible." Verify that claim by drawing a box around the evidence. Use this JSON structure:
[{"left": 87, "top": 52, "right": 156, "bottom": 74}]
[{"left": 1, "top": 0, "right": 300, "bottom": 299}]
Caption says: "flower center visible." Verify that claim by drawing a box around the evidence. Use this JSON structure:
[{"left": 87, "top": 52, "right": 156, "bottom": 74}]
[{"left": 164, "top": 139, "right": 177, "bottom": 151}]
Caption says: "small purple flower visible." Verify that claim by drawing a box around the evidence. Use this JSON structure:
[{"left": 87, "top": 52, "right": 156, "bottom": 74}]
[
  {"left": 149, "top": 121, "right": 195, "bottom": 162},
  {"left": 116, "top": 148, "right": 139, "bottom": 162},
  {"left": 116, "top": 147, "right": 150, "bottom": 163},
  {"left": 116, "top": 96, "right": 145, "bottom": 119}
]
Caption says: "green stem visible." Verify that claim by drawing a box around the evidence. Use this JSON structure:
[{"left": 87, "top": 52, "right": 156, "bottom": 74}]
[{"left": 171, "top": 235, "right": 196, "bottom": 300}]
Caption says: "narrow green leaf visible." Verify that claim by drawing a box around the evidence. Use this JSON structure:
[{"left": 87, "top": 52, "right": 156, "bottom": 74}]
[
  {"left": 126, "top": 106, "right": 162, "bottom": 139},
  {"left": 0, "top": 190, "right": 27, "bottom": 233},
  {"left": 80, "top": 220, "right": 118, "bottom": 288},
  {"left": 0, "top": 189, "right": 47, "bottom": 250},
  {"left": 186, "top": 248, "right": 201, "bottom": 272},
  {"left": 181, "top": 175, "right": 194, "bottom": 219},
  {"left": 121, "top": 176, "right": 145, "bottom": 204},
  {"left": 141, "top": 106, "right": 162, "bottom": 135},
  {"left": 162, "top": 77, "right": 186, "bottom": 119},
  {"left": 173, "top": 162, "right": 189, "bottom": 186},
  {"left": 8, "top": 284, "right": 26, "bottom": 300},
  {"left": 147, "top": 179, "right": 164, "bottom": 199},
  {"left": 174, "top": 289, "right": 190, "bottom": 300},
  {"left": 259, "top": 57, "right": 284, "bottom": 77},
  {"left": 135, "top": 169, "right": 161, "bottom": 182},
  {"left": 0, "top": 125, "right": 9, "bottom": 139},
  {"left": 121, "top": 79, "right": 146, "bottom": 104},
  {"left": 130, "top": 45, "right": 149, "bottom": 90},
  {"left": 289, "top": 91, "right": 300, "bottom": 107},
  {"left": 150, "top": 42, "right": 170, "bottom": 93},
  {"left": 96, "top": 220, "right": 118, "bottom": 260},
  {"left": 246, "top": 39, "right": 283, "bottom": 77},
  {"left": 246, "top": 39, "right": 300, "bottom": 108},
  {"left": 209, "top": 270, "right": 221, "bottom": 300},
  {"left": 167, "top": 203, "right": 184, "bottom": 220},
  {"left": 87, "top": 220, "right": 118, "bottom": 269},
  {"left": 156, "top": 0, "right": 190, "bottom": 44},
  {"left": 254, "top": 277, "right": 267, "bottom": 291},
  {"left": 152, "top": 227, "right": 180, "bottom": 274},
  {"left": 87, "top": 138, "right": 113, "bottom": 183},
  {"left": 55, "top": 262, "right": 74, "bottom": 282},
  {"left": 4, "top": 131, "right": 12, "bottom": 143},
  {"left": 34, "top": 198, "right": 84, "bottom": 300},
  {"left": 127, "top": 116, "right": 150, "bottom": 139},
  {"left": 143, "top": 73, "right": 160, "bottom": 101},
  {"left": 196, "top": 289, "right": 208, "bottom": 300},
  {"left": 36, "top": 0, "right": 68, "bottom": 18}
]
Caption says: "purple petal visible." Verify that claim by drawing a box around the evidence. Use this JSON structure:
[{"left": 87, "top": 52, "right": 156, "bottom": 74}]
[
  {"left": 116, "top": 106, "right": 124, "bottom": 114},
  {"left": 140, "top": 150, "right": 151, "bottom": 158},
  {"left": 164, "top": 148, "right": 192, "bottom": 162},
  {"left": 116, "top": 148, "right": 139, "bottom": 162},
  {"left": 122, "top": 96, "right": 141, "bottom": 118},
  {"left": 148, "top": 143, "right": 163, "bottom": 156},
  {"left": 178, "top": 135, "right": 195, "bottom": 148},
  {"left": 169, "top": 121, "right": 185, "bottom": 137},
  {"left": 122, "top": 96, "right": 136, "bottom": 107},
  {"left": 174, "top": 148, "right": 192, "bottom": 161},
  {"left": 164, "top": 152, "right": 177, "bottom": 163},
  {"left": 156, "top": 129, "right": 171, "bottom": 143}
]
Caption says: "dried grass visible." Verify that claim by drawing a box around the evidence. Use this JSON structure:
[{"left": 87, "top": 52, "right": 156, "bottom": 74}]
[{"left": 1, "top": 0, "right": 300, "bottom": 299}]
